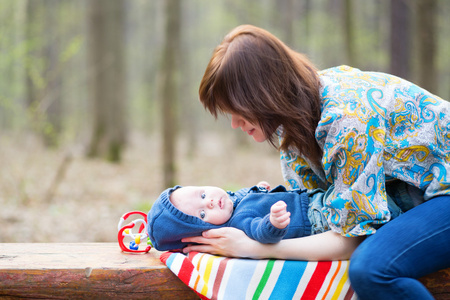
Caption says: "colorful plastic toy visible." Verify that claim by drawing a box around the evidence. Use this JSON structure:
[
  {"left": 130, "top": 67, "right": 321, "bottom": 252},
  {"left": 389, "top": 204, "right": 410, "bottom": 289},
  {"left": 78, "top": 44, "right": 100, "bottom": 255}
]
[{"left": 118, "top": 211, "right": 152, "bottom": 253}]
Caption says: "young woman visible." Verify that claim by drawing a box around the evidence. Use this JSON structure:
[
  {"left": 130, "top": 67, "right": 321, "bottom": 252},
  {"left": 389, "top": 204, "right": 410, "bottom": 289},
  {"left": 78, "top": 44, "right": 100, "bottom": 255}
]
[{"left": 182, "top": 25, "right": 450, "bottom": 299}]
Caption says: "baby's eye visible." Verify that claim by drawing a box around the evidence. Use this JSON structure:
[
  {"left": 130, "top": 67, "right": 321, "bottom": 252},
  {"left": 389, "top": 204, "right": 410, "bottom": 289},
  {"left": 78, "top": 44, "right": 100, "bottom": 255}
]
[
  {"left": 201, "top": 193, "right": 206, "bottom": 199},
  {"left": 200, "top": 210, "right": 206, "bottom": 219}
]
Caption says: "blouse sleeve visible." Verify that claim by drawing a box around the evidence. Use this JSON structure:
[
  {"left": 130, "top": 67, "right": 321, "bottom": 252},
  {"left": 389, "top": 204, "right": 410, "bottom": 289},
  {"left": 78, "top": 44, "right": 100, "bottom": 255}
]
[
  {"left": 318, "top": 110, "right": 391, "bottom": 237},
  {"left": 280, "top": 148, "right": 329, "bottom": 191}
]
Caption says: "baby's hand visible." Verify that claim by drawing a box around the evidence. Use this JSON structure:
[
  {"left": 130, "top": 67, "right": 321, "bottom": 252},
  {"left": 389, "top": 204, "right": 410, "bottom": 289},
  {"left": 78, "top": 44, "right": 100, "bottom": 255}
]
[
  {"left": 270, "top": 200, "right": 290, "bottom": 229},
  {"left": 257, "top": 181, "right": 271, "bottom": 191}
]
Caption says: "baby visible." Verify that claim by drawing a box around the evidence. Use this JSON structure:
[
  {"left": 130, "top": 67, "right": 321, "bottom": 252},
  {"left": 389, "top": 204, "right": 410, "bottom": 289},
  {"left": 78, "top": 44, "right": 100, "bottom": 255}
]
[
  {"left": 147, "top": 182, "right": 320, "bottom": 251},
  {"left": 169, "top": 181, "right": 292, "bottom": 228}
]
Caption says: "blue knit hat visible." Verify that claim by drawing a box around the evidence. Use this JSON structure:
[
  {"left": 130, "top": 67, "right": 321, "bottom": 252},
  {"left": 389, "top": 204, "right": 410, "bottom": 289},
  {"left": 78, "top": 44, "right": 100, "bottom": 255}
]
[{"left": 147, "top": 186, "right": 221, "bottom": 251}]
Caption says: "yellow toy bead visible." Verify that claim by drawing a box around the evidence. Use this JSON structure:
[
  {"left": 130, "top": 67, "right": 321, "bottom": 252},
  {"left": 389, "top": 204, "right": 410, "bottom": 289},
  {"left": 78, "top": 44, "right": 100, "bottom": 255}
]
[
  {"left": 124, "top": 229, "right": 130, "bottom": 234},
  {"left": 135, "top": 235, "right": 141, "bottom": 244}
]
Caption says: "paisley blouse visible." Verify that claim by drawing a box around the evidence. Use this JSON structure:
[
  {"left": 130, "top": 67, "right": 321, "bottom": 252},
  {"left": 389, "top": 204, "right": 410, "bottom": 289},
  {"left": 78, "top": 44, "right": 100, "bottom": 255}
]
[{"left": 280, "top": 65, "right": 450, "bottom": 237}]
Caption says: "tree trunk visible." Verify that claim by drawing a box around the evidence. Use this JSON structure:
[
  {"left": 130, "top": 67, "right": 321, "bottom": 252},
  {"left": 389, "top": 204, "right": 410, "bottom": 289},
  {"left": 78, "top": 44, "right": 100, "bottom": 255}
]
[
  {"left": 342, "top": 0, "right": 356, "bottom": 66},
  {"left": 389, "top": 0, "right": 412, "bottom": 80},
  {"left": 276, "top": 0, "right": 295, "bottom": 47},
  {"left": 25, "top": 0, "right": 41, "bottom": 132},
  {"left": 42, "top": 0, "right": 62, "bottom": 147},
  {"left": 302, "top": 0, "right": 312, "bottom": 54},
  {"left": 25, "top": 0, "right": 62, "bottom": 147},
  {"left": 87, "top": 0, "right": 127, "bottom": 162},
  {"left": 417, "top": 0, "right": 437, "bottom": 94},
  {"left": 160, "top": 0, "right": 181, "bottom": 187},
  {"left": 180, "top": 1, "right": 198, "bottom": 158},
  {"left": 1, "top": 0, "right": 26, "bottom": 130}
]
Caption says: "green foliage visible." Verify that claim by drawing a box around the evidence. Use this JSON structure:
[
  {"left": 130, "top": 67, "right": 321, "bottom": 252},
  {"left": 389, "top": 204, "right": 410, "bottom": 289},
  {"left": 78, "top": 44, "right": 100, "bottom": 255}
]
[
  {"left": 60, "top": 36, "right": 83, "bottom": 63},
  {"left": 135, "top": 201, "right": 153, "bottom": 214},
  {"left": 108, "top": 141, "right": 123, "bottom": 163}
]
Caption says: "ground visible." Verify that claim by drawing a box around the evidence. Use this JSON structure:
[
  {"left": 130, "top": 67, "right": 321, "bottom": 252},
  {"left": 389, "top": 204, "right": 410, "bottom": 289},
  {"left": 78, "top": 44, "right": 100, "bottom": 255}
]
[{"left": 0, "top": 132, "right": 283, "bottom": 243}]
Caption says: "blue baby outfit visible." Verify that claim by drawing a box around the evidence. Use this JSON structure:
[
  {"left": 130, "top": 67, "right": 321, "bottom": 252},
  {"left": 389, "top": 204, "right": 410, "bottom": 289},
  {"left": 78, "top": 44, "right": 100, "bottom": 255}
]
[
  {"left": 227, "top": 185, "right": 312, "bottom": 243},
  {"left": 147, "top": 185, "right": 312, "bottom": 251},
  {"left": 147, "top": 186, "right": 222, "bottom": 251}
]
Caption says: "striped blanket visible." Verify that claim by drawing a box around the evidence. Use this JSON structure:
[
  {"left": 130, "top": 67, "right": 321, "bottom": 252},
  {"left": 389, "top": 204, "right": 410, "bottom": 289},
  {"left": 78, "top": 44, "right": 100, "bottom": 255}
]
[{"left": 160, "top": 251, "right": 356, "bottom": 300}]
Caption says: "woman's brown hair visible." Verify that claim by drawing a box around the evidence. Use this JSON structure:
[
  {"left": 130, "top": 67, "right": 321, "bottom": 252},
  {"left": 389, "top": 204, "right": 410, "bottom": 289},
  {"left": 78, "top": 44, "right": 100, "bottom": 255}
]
[{"left": 199, "top": 25, "right": 323, "bottom": 166}]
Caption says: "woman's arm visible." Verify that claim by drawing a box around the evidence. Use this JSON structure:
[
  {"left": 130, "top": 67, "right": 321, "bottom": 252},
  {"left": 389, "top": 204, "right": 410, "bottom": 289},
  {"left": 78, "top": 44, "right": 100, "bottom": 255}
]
[{"left": 182, "top": 227, "right": 365, "bottom": 261}]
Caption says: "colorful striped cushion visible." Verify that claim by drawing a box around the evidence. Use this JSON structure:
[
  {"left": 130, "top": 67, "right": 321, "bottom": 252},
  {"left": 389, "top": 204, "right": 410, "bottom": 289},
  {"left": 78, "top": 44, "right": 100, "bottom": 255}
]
[{"left": 160, "top": 251, "right": 356, "bottom": 300}]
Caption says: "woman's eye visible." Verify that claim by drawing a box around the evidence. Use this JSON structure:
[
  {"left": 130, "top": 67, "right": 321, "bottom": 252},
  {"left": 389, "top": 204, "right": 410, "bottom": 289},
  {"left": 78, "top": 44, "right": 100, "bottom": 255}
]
[
  {"left": 201, "top": 193, "right": 206, "bottom": 199},
  {"left": 200, "top": 210, "right": 206, "bottom": 219}
]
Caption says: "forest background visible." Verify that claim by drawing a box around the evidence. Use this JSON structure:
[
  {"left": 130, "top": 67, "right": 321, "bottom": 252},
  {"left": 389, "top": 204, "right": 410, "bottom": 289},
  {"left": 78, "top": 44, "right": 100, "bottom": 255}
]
[{"left": 1, "top": 0, "right": 449, "bottom": 243}]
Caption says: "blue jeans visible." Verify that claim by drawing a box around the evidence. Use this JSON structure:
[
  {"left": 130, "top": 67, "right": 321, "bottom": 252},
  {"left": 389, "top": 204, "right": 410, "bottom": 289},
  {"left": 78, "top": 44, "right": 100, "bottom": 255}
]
[{"left": 348, "top": 195, "right": 450, "bottom": 299}]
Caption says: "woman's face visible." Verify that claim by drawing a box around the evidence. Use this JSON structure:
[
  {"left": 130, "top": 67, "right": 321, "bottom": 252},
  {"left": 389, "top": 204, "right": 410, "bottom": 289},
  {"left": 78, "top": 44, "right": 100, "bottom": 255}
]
[{"left": 230, "top": 114, "right": 266, "bottom": 143}]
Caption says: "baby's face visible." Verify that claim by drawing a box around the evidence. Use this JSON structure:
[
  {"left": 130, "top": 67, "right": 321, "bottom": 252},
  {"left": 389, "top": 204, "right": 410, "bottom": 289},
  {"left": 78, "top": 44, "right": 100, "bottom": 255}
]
[{"left": 170, "top": 186, "right": 234, "bottom": 225}]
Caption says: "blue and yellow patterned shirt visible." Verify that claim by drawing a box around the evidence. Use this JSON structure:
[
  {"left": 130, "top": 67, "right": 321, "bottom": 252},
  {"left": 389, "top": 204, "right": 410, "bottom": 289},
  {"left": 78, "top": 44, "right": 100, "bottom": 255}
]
[{"left": 280, "top": 66, "right": 450, "bottom": 237}]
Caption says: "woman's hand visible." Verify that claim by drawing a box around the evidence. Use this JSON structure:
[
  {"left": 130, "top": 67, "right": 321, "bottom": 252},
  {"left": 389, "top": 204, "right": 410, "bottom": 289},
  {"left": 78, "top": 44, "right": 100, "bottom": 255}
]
[
  {"left": 182, "top": 229, "right": 364, "bottom": 261},
  {"left": 182, "top": 227, "right": 263, "bottom": 258}
]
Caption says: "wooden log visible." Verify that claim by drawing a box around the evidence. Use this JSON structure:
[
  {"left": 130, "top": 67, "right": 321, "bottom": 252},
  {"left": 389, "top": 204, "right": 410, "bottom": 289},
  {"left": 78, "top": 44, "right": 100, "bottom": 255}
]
[
  {"left": 419, "top": 268, "right": 450, "bottom": 300},
  {"left": 0, "top": 243, "right": 448, "bottom": 299},
  {"left": 0, "top": 243, "right": 198, "bottom": 299}
]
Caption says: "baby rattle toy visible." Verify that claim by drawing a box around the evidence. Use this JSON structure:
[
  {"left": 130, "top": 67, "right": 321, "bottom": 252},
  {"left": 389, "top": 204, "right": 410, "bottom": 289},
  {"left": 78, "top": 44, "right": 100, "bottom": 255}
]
[{"left": 117, "top": 211, "right": 152, "bottom": 253}]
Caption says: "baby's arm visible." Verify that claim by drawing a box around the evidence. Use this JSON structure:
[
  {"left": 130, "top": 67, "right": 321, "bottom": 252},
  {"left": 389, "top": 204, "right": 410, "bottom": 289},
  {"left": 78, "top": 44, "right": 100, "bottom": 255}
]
[{"left": 270, "top": 201, "right": 291, "bottom": 229}]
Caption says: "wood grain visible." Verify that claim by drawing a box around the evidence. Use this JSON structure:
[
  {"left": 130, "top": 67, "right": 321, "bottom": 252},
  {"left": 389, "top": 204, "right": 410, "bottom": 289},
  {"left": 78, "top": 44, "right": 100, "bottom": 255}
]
[
  {"left": 0, "top": 243, "right": 448, "bottom": 299},
  {"left": 419, "top": 268, "right": 450, "bottom": 300},
  {"left": 0, "top": 243, "right": 198, "bottom": 299}
]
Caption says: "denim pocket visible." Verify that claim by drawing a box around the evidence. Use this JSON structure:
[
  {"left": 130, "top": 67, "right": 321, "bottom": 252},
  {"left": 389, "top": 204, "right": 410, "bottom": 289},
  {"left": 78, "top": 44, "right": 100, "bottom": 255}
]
[{"left": 307, "top": 189, "right": 330, "bottom": 234}]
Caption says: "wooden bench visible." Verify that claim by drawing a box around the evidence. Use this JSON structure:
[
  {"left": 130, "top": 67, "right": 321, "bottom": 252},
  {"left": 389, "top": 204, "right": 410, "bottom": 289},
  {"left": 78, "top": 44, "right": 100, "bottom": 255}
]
[
  {"left": 0, "top": 243, "right": 198, "bottom": 299},
  {"left": 0, "top": 243, "right": 448, "bottom": 299}
]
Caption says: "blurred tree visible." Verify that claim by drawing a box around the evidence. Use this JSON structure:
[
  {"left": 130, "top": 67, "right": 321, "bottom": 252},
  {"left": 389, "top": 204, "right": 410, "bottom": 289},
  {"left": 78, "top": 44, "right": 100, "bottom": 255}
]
[
  {"left": 86, "top": 0, "right": 127, "bottom": 162},
  {"left": 25, "top": 0, "right": 40, "bottom": 112},
  {"left": 25, "top": 0, "right": 63, "bottom": 147},
  {"left": 274, "top": 0, "right": 295, "bottom": 47},
  {"left": 342, "top": 0, "right": 356, "bottom": 66},
  {"left": 390, "top": 0, "right": 412, "bottom": 80},
  {"left": 0, "top": 0, "right": 25, "bottom": 130},
  {"left": 417, "top": 0, "right": 437, "bottom": 94},
  {"left": 160, "top": 0, "right": 181, "bottom": 187},
  {"left": 41, "top": 0, "right": 63, "bottom": 147},
  {"left": 180, "top": 1, "right": 198, "bottom": 158},
  {"left": 301, "top": 0, "right": 312, "bottom": 54}
]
